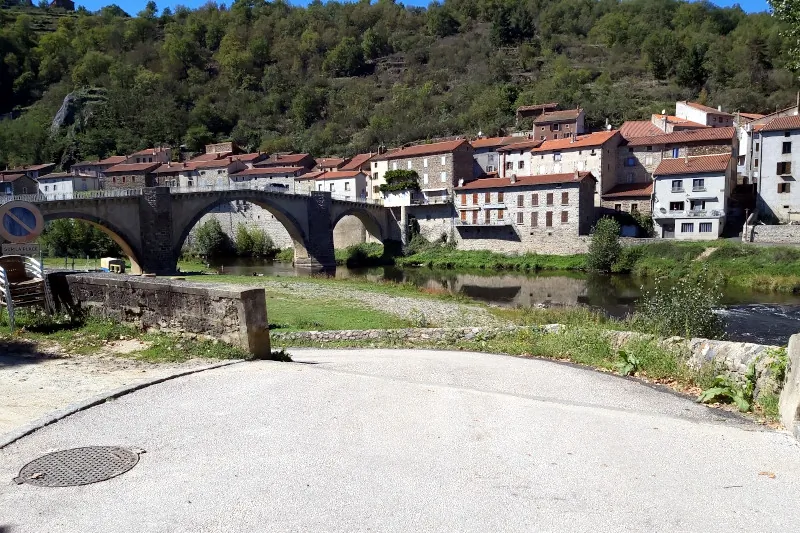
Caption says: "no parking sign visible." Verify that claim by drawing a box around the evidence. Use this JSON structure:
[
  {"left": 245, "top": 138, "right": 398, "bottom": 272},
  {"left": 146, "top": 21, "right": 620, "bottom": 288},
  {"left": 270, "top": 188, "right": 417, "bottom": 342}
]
[{"left": 0, "top": 201, "right": 45, "bottom": 244}]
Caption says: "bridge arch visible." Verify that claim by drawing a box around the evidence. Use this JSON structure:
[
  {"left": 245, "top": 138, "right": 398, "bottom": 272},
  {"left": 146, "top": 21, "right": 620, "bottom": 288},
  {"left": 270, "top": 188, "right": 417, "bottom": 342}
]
[
  {"left": 330, "top": 206, "right": 387, "bottom": 247},
  {"left": 42, "top": 211, "right": 145, "bottom": 274},
  {"left": 172, "top": 195, "right": 313, "bottom": 266}
]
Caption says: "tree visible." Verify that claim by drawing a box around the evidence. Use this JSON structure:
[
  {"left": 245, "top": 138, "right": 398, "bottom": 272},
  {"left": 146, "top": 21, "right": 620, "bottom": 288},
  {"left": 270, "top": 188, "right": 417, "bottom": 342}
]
[
  {"left": 677, "top": 43, "right": 709, "bottom": 90},
  {"left": 586, "top": 217, "right": 621, "bottom": 272},
  {"left": 193, "top": 218, "right": 229, "bottom": 258},
  {"left": 379, "top": 169, "right": 420, "bottom": 193},
  {"left": 769, "top": 0, "right": 800, "bottom": 70},
  {"left": 235, "top": 223, "right": 253, "bottom": 256},
  {"left": 323, "top": 37, "right": 365, "bottom": 77},
  {"left": 362, "top": 27, "right": 390, "bottom": 60},
  {"left": 643, "top": 31, "right": 683, "bottom": 80},
  {"left": 427, "top": 6, "right": 460, "bottom": 38}
]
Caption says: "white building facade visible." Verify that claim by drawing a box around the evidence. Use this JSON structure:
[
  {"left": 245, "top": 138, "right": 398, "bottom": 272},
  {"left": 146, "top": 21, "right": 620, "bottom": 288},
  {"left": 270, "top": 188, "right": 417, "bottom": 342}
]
[
  {"left": 37, "top": 172, "right": 99, "bottom": 197},
  {"left": 757, "top": 115, "right": 800, "bottom": 222}
]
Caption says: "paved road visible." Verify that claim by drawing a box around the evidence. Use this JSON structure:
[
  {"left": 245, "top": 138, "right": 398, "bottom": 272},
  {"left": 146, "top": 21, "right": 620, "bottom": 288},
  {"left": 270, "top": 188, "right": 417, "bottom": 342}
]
[{"left": 1, "top": 349, "right": 799, "bottom": 532}]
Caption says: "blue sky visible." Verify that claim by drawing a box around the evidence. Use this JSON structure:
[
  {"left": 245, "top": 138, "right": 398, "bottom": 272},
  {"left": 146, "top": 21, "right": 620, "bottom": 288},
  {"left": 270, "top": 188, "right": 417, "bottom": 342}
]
[{"left": 74, "top": 0, "right": 772, "bottom": 17}]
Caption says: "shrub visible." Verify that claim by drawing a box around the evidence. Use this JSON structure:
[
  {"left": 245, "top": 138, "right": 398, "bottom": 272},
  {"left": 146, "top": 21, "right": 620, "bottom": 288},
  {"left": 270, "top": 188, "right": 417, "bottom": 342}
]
[
  {"left": 235, "top": 224, "right": 254, "bottom": 256},
  {"left": 193, "top": 219, "right": 230, "bottom": 258},
  {"left": 587, "top": 217, "right": 621, "bottom": 272},
  {"left": 632, "top": 269, "right": 726, "bottom": 339},
  {"left": 379, "top": 170, "right": 420, "bottom": 193}
]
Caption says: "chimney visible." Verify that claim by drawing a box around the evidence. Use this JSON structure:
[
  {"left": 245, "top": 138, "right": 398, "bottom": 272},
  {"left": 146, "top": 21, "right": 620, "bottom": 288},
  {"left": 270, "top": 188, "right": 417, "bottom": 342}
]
[
  {"left": 684, "top": 149, "right": 689, "bottom": 165},
  {"left": 717, "top": 105, "right": 722, "bottom": 112},
  {"left": 458, "top": 178, "right": 464, "bottom": 187},
  {"left": 510, "top": 174, "right": 517, "bottom": 184},
  {"left": 574, "top": 168, "right": 579, "bottom": 180}
]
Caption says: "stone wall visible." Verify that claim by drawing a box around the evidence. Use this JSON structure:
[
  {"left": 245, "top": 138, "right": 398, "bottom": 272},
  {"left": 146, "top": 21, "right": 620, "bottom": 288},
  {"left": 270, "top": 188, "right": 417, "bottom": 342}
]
[
  {"left": 780, "top": 334, "right": 800, "bottom": 440},
  {"left": 188, "top": 202, "right": 295, "bottom": 250},
  {"left": 272, "top": 324, "right": 783, "bottom": 401},
  {"left": 48, "top": 272, "right": 271, "bottom": 358},
  {"left": 747, "top": 223, "right": 800, "bottom": 244}
]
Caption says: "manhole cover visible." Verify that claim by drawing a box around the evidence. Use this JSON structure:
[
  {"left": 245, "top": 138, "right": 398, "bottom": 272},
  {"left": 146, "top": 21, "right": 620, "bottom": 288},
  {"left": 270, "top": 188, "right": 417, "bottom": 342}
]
[{"left": 13, "top": 446, "right": 141, "bottom": 487}]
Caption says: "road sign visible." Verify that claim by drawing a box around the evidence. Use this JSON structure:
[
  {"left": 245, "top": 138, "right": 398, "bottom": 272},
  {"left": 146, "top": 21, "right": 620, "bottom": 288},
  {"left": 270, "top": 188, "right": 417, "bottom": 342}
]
[
  {"left": 1, "top": 243, "right": 40, "bottom": 256},
  {"left": 0, "top": 201, "right": 44, "bottom": 244}
]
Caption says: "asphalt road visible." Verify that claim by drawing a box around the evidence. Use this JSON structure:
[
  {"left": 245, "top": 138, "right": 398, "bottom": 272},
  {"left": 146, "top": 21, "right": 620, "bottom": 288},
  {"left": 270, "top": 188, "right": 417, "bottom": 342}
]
[{"left": 1, "top": 348, "right": 799, "bottom": 532}]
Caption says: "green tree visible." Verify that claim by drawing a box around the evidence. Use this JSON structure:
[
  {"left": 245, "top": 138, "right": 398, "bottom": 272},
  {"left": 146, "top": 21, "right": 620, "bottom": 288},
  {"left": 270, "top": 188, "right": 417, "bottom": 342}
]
[
  {"left": 193, "top": 218, "right": 229, "bottom": 258},
  {"left": 234, "top": 223, "right": 253, "bottom": 256},
  {"left": 249, "top": 228, "right": 274, "bottom": 257},
  {"left": 379, "top": 169, "right": 420, "bottom": 193},
  {"left": 677, "top": 43, "right": 709, "bottom": 90},
  {"left": 362, "top": 27, "right": 390, "bottom": 60},
  {"left": 323, "top": 37, "right": 365, "bottom": 77},
  {"left": 643, "top": 31, "right": 683, "bottom": 80},
  {"left": 586, "top": 217, "right": 621, "bottom": 272},
  {"left": 427, "top": 6, "right": 460, "bottom": 37},
  {"left": 769, "top": 0, "right": 800, "bottom": 70}
]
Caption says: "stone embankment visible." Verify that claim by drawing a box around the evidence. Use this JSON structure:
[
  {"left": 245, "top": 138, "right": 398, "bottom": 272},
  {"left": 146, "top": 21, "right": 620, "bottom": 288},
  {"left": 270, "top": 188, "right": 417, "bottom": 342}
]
[{"left": 273, "top": 325, "right": 786, "bottom": 404}]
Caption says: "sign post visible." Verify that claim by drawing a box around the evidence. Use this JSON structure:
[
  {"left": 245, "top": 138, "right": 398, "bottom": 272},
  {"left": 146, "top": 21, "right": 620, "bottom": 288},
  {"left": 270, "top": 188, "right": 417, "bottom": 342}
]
[{"left": 0, "top": 201, "right": 44, "bottom": 244}]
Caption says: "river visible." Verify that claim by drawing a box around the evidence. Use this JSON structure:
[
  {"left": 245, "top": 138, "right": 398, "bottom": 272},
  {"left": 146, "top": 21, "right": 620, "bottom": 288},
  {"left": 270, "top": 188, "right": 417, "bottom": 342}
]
[{"left": 209, "top": 258, "right": 800, "bottom": 346}]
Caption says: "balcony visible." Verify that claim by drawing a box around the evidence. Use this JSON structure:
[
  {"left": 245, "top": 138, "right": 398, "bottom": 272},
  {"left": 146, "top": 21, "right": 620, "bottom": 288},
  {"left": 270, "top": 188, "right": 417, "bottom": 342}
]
[
  {"left": 671, "top": 187, "right": 684, "bottom": 193},
  {"left": 412, "top": 195, "right": 452, "bottom": 206},
  {"left": 457, "top": 218, "right": 511, "bottom": 226},
  {"left": 692, "top": 186, "right": 707, "bottom": 192},
  {"left": 656, "top": 209, "right": 724, "bottom": 219}
]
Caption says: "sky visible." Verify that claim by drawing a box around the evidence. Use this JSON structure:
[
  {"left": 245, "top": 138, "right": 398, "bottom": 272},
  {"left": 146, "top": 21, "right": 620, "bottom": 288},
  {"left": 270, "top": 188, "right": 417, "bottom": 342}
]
[{"left": 73, "top": 0, "right": 773, "bottom": 16}]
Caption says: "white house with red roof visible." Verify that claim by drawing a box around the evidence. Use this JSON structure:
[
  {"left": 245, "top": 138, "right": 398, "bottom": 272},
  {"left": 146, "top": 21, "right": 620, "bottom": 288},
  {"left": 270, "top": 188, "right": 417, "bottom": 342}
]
[
  {"left": 756, "top": 114, "right": 800, "bottom": 222},
  {"left": 676, "top": 101, "right": 734, "bottom": 128},
  {"left": 311, "top": 170, "right": 369, "bottom": 201},
  {"left": 651, "top": 153, "right": 732, "bottom": 239}
]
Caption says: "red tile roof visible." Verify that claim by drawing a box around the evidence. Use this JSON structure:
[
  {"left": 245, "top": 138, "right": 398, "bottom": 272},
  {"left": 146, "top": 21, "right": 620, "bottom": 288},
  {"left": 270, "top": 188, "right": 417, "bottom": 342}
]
[
  {"left": 372, "top": 139, "right": 467, "bottom": 160},
  {"left": 340, "top": 153, "right": 375, "bottom": 170},
  {"left": 532, "top": 131, "right": 618, "bottom": 153},
  {"left": 315, "top": 157, "right": 345, "bottom": 169},
  {"left": 153, "top": 163, "right": 186, "bottom": 174},
  {"left": 131, "top": 147, "right": 170, "bottom": 156},
  {"left": 231, "top": 167, "right": 304, "bottom": 177},
  {"left": 38, "top": 172, "right": 73, "bottom": 179},
  {"left": 533, "top": 109, "right": 583, "bottom": 124},
  {"left": 739, "top": 112, "right": 765, "bottom": 121},
  {"left": 105, "top": 163, "right": 161, "bottom": 173},
  {"left": 626, "top": 127, "right": 735, "bottom": 147},
  {"left": 2, "top": 163, "right": 55, "bottom": 173},
  {"left": 316, "top": 170, "right": 364, "bottom": 180},
  {"left": 258, "top": 153, "right": 312, "bottom": 166},
  {"left": 496, "top": 138, "right": 544, "bottom": 152},
  {"left": 73, "top": 160, "right": 104, "bottom": 167},
  {"left": 619, "top": 121, "right": 663, "bottom": 139},
  {"left": 759, "top": 115, "right": 800, "bottom": 132},
  {"left": 99, "top": 155, "right": 127, "bottom": 165},
  {"left": 653, "top": 154, "right": 731, "bottom": 177},
  {"left": 455, "top": 171, "right": 595, "bottom": 190},
  {"left": 517, "top": 102, "right": 559, "bottom": 113},
  {"left": 470, "top": 136, "right": 518, "bottom": 149},
  {"left": 232, "top": 152, "right": 266, "bottom": 163},
  {"left": 602, "top": 182, "right": 653, "bottom": 198},
  {"left": 189, "top": 152, "right": 230, "bottom": 162},
  {"left": 652, "top": 114, "right": 709, "bottom": 129},
  {"left": 190, "top": 158, "right": 241, "bottom": 169},
  {"left": 683, "top": 101, "right": 733, "bottom": 117},
  {"left": 296, "top": 170, "right": 325, "bottom": 181},
  {"left": 0, "top": 173, "right": 26, "bottom": 182}
]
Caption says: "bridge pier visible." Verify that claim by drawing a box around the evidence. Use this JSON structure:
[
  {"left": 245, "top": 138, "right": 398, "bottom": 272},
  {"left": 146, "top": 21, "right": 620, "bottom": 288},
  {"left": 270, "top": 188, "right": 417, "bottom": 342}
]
[
  {"left": 293, "top": 191, "right": 336, "bottom": 273},
  {"left": 138, "top": 187, "right": 179, "bottom": 275}
]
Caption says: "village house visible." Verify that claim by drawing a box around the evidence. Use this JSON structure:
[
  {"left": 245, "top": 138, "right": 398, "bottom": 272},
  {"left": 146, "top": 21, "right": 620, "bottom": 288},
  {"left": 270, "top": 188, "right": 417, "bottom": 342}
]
[
  {"left": 651, "top": 153, "right": 732, "bottom": 240},
  {"left": 515, "top": 102, "right": 559, "bottom": 124},
  {"left": 452, "top": 171, "right": 596, "bottom": 254},
  {"left": 755, "top": 114, "right": 800, "bottom": 222},
  {"left": 676, "top": 101, "right": 734, "bottom": 128},
  {"left": 102, "top": 162, "right": 160, "bottom": 189},
  {"left": 600, "top": 182, "right": 654, "bottom": 216},
  {"left": 1, "top": 163, "right": 55, "bottom": 180},
  {"left": 532, "top": 109, "right": 586, "bottom": 141},
  {"left": 126, "top": 147, "right": 172, "bottom": 165},
  {"left": 37, "top": 172, "right": 98, "bottom": 196},
  {"left": 0, "top": 173, "right": 37, "bottom": 195},
  {"left": 229, "top": 166, "right": 306, "bottom": 190},
  {"left": 470, "top": 136, "right": 518, "bottom": 176},
  {"left": 313, "top": 171, "right": 369, "bottom": 201},
  {"left": 370, "top": 139, "right": 474, "bottom": 203},
  {"left": 72, "top": 156, "right": 125, "bottom": 180},
  {"left": 649, "top": 113, "right": 709, "bottom": 133},
  {"left": 340, "top": 153, "right": 375, "bottom": 173},
  {"left": 256, "top": 153, "right": 316, "bottom": 171},
  {"left": 315, "top": 158, "right": 346, "bottom": 171},
  {"left": 295, "top": 170, "right": 326, "bottom": 193},
  {"left": 232, "top": 152, "right": 268, "bottom": 168},
  {"left": 179, "top": 158, "right": 247, "bottom": 187},
  {"left": 529, "top": 130, "right": 621, "bottom": 206},
  {"left": 497, "top": 138, "right": 543, "bottom": 179},
  {"left": 735, "top": 105, "right": 796, "bottom": 185}
]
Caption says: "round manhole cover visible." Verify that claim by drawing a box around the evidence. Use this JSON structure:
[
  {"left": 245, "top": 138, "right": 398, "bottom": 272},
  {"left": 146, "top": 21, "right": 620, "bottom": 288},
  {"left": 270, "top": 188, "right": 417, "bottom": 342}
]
[{"left": 14, "top": 446, "right": 141, "bottom": 487}]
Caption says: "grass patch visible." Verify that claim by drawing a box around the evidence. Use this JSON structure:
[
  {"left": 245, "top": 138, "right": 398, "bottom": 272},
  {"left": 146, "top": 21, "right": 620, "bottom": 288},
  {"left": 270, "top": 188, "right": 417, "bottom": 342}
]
[
  {"left": 755, "top": 393, "right": 781, "bottom": 423},
  {"left": 266, "top": 291, "right": 412, "bottom": 331},
  {"left": 396, "top": 249, "right": 585, "bottom": 272}
]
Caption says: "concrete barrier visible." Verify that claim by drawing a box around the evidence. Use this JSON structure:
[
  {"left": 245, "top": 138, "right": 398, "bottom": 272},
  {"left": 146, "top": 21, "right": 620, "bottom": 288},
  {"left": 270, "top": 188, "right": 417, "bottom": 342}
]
[
  {"left": 780, "top": 334, "right": 800, "bottom": 440},
  {"left": 48, "top": 272, "right": 271, "bottom": 358}
]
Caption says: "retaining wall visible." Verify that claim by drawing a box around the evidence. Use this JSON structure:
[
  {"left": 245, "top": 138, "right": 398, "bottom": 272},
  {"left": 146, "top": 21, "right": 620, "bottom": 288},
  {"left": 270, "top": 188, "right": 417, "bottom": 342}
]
[
  {"left": 780, "top": 334, "right": 800, "bottom": 440},
  {"left": 746, "top": 223, "right": 800, "bottom": 245},
  {"left": 47, "top": 272, "right": 271, "bottom": 358}
]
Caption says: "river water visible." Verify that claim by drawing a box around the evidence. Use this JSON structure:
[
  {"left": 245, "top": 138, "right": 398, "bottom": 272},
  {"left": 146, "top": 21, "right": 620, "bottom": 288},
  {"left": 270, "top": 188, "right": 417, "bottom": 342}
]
[{"left": 210, "top": 259, "right": 800, "bottom": 346}]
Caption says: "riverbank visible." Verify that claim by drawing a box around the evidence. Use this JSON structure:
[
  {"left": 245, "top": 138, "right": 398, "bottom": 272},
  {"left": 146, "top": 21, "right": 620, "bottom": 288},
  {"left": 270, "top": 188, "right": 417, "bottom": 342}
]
[{"left": 397, "top": 241, "right": 800, "bottom": 293}]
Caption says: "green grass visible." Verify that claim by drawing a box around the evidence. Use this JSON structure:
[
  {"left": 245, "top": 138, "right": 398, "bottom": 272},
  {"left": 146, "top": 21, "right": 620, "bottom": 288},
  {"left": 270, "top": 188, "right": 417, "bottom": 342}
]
[
  {"left": 396, "top": 249, "right": 586, "bottom": 272},
  {"left": 266, "top": 292, "right": 412, "bottom": 331},
  {"left": 756, "top": 393, "right": 781, "bottom": 423}
]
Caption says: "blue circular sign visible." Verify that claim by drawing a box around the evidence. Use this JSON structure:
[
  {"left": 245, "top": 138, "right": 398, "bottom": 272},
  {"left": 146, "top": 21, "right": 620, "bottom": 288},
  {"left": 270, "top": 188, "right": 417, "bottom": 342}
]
[{"left": 0, "top": 201, "right": 44, "bottom": 244}]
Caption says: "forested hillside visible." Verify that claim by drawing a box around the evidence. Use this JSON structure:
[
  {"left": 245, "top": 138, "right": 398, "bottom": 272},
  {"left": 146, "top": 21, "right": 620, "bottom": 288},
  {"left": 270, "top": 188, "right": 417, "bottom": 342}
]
[{"left": 0, "top": 0, "right": 797, "bottom": 169}]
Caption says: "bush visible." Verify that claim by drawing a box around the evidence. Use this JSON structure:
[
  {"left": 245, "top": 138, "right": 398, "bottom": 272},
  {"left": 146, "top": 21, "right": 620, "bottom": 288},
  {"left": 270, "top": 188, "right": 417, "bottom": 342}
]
[
  {"left": 632, "top": 269, "right": 726, "bottom": 339},
  {"left": 234, "top": 224, "right": 275, "bottom": 257},
  {"left": 193, "top": 219, "right": 230, "bottom": 258},
  {"left": 587, "top": 217, "right": 621, "bottom": 272}
]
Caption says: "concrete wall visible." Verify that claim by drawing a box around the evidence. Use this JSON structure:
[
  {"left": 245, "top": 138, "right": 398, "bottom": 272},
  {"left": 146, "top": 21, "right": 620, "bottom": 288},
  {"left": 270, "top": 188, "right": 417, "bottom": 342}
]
[
  {"left": 780, "top": 334, "right": 800, "bottom": 440},
  {"left": 48, "top": 272, "right": 271, "bottom": 358}
]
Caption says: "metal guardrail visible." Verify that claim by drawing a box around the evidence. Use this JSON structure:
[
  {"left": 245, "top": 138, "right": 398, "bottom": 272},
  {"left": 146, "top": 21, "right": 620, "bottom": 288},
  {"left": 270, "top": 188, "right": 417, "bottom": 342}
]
[
  {"left": 660, "top": 209, "right": 725, "bottom": 218},
  {"left": 0, "top": 189, "right": 143, "bottom": 204}
]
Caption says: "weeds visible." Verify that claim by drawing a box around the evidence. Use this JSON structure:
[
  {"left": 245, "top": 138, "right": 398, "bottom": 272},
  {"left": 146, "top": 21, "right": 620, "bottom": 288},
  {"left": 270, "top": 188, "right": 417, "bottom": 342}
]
[
  {"left": 697, "top": 376, "right": 752, "bottom": 412},
  {"left": 614, "top": 349, "right": 640, "bottom": 376}
]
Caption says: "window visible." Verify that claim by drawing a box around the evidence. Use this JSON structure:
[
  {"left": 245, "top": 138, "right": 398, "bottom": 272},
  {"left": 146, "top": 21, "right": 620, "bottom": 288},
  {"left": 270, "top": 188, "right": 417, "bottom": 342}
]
[
  {"left": 738, "top": 156, "right": 745, "bottom": 166},
  {"left": 516, "top": 212, "right": 524, "bottom": 225},
  {"left": 566, "top": 124, "right": 570, "bottom": 130},
  {"left": 392, "top": 162, "right": 397, "bottom": 170},
  {"left": 561, "top": 192, "right": 569, "bottom": 205},
  {"left": 440, "top": 171, "right": 447, "bottom": 182},
  {"left": 614, "top": 204, "right": 622, "bottom": 211},
  {"left": 329, "top": 184, "right": 334, "bottom": 192},
  {"left": 423, "top": 173, "right": 429, "bottom": 184},
  {"left": 122, "top": 176, "right": 126, "bottom": 183},
  {"left": 786, "top": 131, "right": 792, "bottom": 137},
  {"left": 778, "top": 162, "right": 792, "bottom": 175},
  {"left": 498, "top": 191, "right": 504, "bottom": 203},
  {"left": 784, "top": 142, "right": 793, "bottom": 154},
  {"left": 505, "top": 162, "right": 513, "bottom": 170},
  {"left": 681, "top": 223, "right": 694, "bottom": 233},
  {"left": 407, "top": 161, "right": 412, "bottom": 169},
  {"left": 671, "top": 179, "right": 683, "bottom": 192},
  {"left": 624, "top": 157, "right": 635, "bottom": 167},
  {"left": 441, "top": 155, "right": 446, "bottom": 165},
  {"left": 318, "top": 184, "right": 323, "bottom": 191},
  {"left": 132, "top": 177, "right": 136, "bottom": 183},
  {"left": 485, "top": 192, "right": 490, "bottom": 203},
  {"left": 540, "top": 135, "right": 545, "bottom": 140},
  {"left": 484, "top": 210, "right": 490, "bottom": 224},
  {"left": 518, "top": 160, "right": 524, "bottom": 169},
  {"left": 497, "top": 209, "right": 505, "bottom": 222},
  {"left": 373, "top": 186, "right": 379, "bottom": 193},
  {"left": 517, "top": 195, "right": 524, "bottom": 207},
  {"left": 540, "top": 126, "right": 545, "bottom": 131},
  {"left": 373, "top": 162, "right": 378, "bottom": 168},
  {"left": 424, "top": 158, "right": 428, "bottom": 168},
  {"left": 645, "top": 155, "right": 653, "bottom": 166},
  {"left": 646, "top": 146, "right": 653, "bottom": 151},
  {"left": 486, "top": 166, "right": 495, "bottom": 172},
  {"left": 531, "top": 212, "right": 538, "bottom": 227},
  {"left": 148, "top": 157, "right": 153, "bottom": 163},
  {"left": 546, "top": 193, "right": 553, "bottom": 205},
  {"left": 779, "top": 183, "right": 791, "bottom": 193},
  {"left": 699, "top": 223, "right": 712, "bottom": 233},
  {"left": 460, "top": 194, "right": 467, "bottom": 206},
  {"left": 561, "top": 211, "right": 568, "bottom": 224},
  {"left": 553, "top": 134, "right": 559, "bottom": 139},
  {"left": 690, "top": 200, "right": 705, "bottom": 211},
  {"left": 44, "top": 185, "right": 49, "bottom": 192},
  {"left": 472, "top": 193, "right": 478, "bottom": 205},
  {"left": 692, "top": 178, "right": 705, "bottom": 191},
  {"left": 755, "top": 142, "right": 760, "bottom": 151},
  {"left": 553, "top": 152, "right": 562, "bottom": 162},
  {"left": 631, "top": 204, "right": 638, "bottom": 213},
  {"left": 669, "top": 201, "right": 684, "bottom": 211},
  {"left": 532, "top": 193, "right": 539, "bottom": 206},
  {"left": 373, "top": 173, "right": 378, "bottom": 180},
  {"left": 754, "top": 158, "right": 759, "bottom": 168},
  {"left": 672, "top": 148, "right": 680, "bottom": 158},
  {"left": 344, "top": 182, "right": 350, "bottom": 191},
  {"left": 546, "top": 211, "right": 553, "bottom": 227},
  {"left": 552, "top": 123, "right": 560, "bottom": 131}
]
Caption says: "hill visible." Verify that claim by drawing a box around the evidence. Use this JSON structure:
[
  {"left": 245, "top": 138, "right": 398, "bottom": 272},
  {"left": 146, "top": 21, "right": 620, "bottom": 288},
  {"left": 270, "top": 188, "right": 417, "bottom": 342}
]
[{"left": 0, "top": 0, "right": 797, "bottom": 169}]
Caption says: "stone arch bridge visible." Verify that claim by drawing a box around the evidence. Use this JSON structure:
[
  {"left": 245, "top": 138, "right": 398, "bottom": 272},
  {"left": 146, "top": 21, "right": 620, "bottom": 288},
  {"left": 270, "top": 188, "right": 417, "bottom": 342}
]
[{"left": 22, "top": 187, "right": 401, "bottom": 274}]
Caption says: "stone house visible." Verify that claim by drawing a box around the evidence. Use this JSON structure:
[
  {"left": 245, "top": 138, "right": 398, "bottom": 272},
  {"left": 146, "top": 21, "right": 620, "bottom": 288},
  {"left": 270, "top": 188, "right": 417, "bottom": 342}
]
[
  {"left": 126, "top": 147, "right": 171, "bottom": 165},
  {"left": 529, "top": 130, "right": 621, "bottom": 206},
  {"left": 0, "top": 173, "right": 38, "bottom": 195},
  {"left": 102, "top": 163, "right": 160, "bottom": 189},
  {"left": 295, "top": 170, "right": 325, "bottom": 193},
  {"left": 651, "top": 153, "right": 732, "bottom": 240},
  {"left": 315, "top": 158, "right": 346, "bottom": 171},
  {"left": 755, "top": 114, "right": 800, "bottom": 222},
  {"left": 497, "top": 139, "right": 543, "bottom": 179},
  {"left": 470, "top": 136, "right": 518, "bottom": 176},
  {"left": 256, "top": 153, "right": 316, "bottom": 171},
  {"left": 516, "top": 102, "right": 559, "bottom": 124},
  {"left": 229, "top": 166, "right": 306, "bottom": 191},
  {"left": 676, "top": 101, "right": 734, "bottom": 128},
  {"left": 72, "top": 156, "right": 125, "bottom": 180},
  {"left": 369, "top": 139, "right": 474, "bottom": 203},
  {"left": 232, "top": 152, "right": 268, "bottom": 168},
  {"left": 313, "top": 171, "right": 369, "bottom": 201},
  {"left": 452, "top": 171, "right": 596, "bottom": 255},
  {"left": 1, "top": 163, "right": 55, "bottom": 180},
  {"left": 37, "top": 172, "right": 98, "bottom": 196},
  {"left": 178, "top": 158, "right": 247, "bottom": 187},
  {"left": 600, "top": 182, "right": 653, "bottom": 216},
  {"left": 340, "top": 153, "right": 376, "bottom": 173},
  {"left": 532, "top": 109, "right": 586, "bottom": 141}
]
